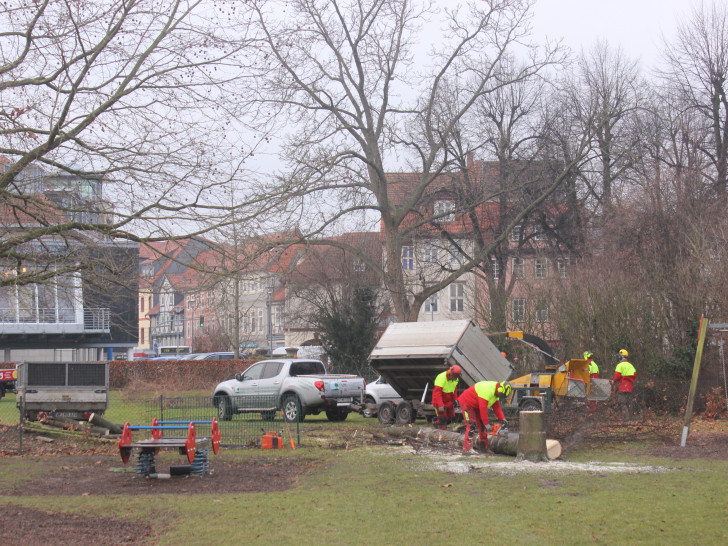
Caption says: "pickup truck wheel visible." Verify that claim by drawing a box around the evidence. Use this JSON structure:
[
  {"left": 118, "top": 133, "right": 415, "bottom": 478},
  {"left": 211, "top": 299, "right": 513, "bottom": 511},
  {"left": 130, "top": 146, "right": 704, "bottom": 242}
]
[
  {"left": 519, "top": 399, "right": 542, "bottom": 412},
  {"left": 395, "top": 401, "right": 414, "bottom": 425},
  {"left": 326, "top": 410, "right": 348, "bottom": 422},
  {"left": 362, "top": 396, "right": 377, "bottom": 418},
  {"left": 260, "top": 411, "right": 276, "bottom": 421},
  {"left": 378, "top": 401, "right": 395, "bottom": 425},
  {"left": 282, "top": 394, "right": 303, "bottom": 423},
  {"left": 215, "top": 395, "right": 232, "bottom": 421}
]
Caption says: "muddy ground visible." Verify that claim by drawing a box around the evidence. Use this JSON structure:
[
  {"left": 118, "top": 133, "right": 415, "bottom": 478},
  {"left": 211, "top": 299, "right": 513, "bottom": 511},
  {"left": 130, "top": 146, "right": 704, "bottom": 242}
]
[{"left": 1, "top": 412, "right": 727, "bottom": 544}]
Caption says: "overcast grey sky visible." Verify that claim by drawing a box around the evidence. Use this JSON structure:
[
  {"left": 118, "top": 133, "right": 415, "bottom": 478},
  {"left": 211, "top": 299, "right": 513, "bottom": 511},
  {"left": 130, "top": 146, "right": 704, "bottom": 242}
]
[{"left": 531, "top": 0, "right": 694, "bottom": 68}]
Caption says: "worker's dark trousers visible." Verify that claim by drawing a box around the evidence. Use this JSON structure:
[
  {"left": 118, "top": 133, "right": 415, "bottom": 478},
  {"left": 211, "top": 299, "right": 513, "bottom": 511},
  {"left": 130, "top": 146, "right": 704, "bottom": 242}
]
[{"left": 616, "top": 391, "right": 634, "bottom": 419}]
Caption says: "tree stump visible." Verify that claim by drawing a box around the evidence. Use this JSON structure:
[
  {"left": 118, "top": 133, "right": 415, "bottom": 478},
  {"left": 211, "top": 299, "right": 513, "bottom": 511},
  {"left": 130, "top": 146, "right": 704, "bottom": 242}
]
[{"left": 517, "top": 411, "right": 549, "bottom": 462}]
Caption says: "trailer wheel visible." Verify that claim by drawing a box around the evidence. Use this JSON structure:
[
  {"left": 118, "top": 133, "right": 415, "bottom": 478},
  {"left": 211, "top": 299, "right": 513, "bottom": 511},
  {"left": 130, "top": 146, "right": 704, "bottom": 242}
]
[
  {"left": 260, "top": 411, "right": 276, "bottom": 421},
  {"left": 326, "top": 410, "right": 348, "bottom": 422},
  {"left": 362, "top": 396, "right": 377, "bottom": 418},
  {"left": 395, "top": 401, "right": 414, "bottom": 425},
  {"left": 519, "top": 399, "right": 543, "bottom": 412},
  {"left": 378, "top": 401, "right": 395, "bottom": 424}
]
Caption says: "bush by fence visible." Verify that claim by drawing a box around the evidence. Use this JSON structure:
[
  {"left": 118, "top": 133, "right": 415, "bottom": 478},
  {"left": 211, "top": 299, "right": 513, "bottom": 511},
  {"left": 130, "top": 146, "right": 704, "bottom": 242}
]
[{"left": 109, "top": 359, "right": 254, "bottom": 391}]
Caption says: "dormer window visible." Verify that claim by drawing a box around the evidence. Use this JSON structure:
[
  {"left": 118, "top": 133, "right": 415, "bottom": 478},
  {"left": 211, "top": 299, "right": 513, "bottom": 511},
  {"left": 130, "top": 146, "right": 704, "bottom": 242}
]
[{"left": 434, "top": 200, "right": 455, "bottom": 222}]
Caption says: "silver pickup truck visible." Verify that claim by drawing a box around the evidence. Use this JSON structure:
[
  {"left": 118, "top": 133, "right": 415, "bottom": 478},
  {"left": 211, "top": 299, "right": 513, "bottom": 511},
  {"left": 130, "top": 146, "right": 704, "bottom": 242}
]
[{"left": 213, "top": 359, "right": 365, "bottom": 423}]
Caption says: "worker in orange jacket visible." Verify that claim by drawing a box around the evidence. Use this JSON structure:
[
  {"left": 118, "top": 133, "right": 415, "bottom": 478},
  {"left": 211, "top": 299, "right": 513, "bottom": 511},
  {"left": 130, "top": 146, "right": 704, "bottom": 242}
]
[
  {"left": 458, "top": 381, "right": 511, "bottom": 451},
  {"left": 612, "top": 349, "right": 637, "bottom": 419},
  {"left": 432, "top": 366, "right": 461, "bottom": 430}
]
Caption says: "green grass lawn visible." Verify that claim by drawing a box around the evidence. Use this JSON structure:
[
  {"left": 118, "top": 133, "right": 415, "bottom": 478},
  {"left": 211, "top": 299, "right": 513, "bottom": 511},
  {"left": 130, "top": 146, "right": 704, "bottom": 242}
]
[{"left": 3, "top": 393, "right": 728, "bottom": 544}]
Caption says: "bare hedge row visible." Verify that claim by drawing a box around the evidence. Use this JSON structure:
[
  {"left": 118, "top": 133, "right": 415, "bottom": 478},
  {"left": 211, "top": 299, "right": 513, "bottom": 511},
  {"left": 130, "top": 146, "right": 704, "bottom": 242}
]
[{"left": 109, "top": 359, "right": 253, "bottom": 390}]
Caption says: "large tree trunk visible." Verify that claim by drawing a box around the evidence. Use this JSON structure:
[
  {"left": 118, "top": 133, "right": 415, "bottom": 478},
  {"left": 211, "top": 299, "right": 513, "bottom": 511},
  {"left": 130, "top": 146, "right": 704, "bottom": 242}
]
[
  {"left": 517, "top": 411, "right": 549, "bottom": 461},
  {"left": 88, "top": 412, "right": 123, "bottom": 435},
  {"left": 384, "top": 425, "right": 562, "bottom": 460}
]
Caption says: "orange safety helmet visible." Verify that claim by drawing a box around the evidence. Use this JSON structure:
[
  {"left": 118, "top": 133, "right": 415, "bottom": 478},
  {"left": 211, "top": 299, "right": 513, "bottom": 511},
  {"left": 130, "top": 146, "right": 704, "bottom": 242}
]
[{"left": 448, "top": 365, "right": 462, "bottom": 379}]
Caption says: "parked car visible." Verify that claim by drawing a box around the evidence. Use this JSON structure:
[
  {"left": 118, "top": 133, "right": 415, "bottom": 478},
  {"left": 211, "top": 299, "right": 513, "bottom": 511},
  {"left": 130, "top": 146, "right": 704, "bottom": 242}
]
[
  {"left": 179, "top": 353, "right": 204, "bottom": 360},
  {"left": 213, "top": 358, "right": 365, "bottom": 422},
  {"left": 193, "top": 352, "right": 244, "bottom": 360},
  {"left": 149, "top": 355, "right": 181, "bottom": 360},
  {"left": 362, "top": 376, "right": 402, "bottom": 418}
]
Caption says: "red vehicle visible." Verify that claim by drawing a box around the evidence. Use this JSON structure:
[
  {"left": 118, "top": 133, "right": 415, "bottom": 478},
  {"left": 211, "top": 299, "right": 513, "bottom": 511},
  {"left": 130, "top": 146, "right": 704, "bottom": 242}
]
[{"left": 0, "top": 367, "right": 17, "bottom": 399}]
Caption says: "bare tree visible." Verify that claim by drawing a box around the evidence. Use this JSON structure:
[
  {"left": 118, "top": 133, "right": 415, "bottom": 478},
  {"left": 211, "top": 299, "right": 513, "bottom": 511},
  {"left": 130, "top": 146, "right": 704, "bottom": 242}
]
[
  {"left": 661, "top": 1, "right": 728, "bottom": 195},
  {"left": 242, "top": 0, "right": 582, "bottom": 321},
  {"left": 0, "top": 0, "right": 269, "bottom": 286}
]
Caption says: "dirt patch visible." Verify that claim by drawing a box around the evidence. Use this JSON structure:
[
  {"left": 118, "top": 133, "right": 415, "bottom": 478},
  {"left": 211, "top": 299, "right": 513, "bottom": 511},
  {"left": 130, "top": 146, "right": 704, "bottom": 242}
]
[
  {"left": 647, "top": 431, "right": 728, "bottom": 460},
  {"left": 1, "top": 454, "right": 318, "bottom": 497},
  {"left": 2, "top": 504, "right": 157, "bottom": 545}
]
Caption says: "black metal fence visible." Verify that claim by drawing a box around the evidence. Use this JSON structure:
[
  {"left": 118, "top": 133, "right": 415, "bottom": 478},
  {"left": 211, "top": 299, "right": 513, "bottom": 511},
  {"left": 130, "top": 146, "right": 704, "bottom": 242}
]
[{"left": 137, "top": 395, "right": 304, "bottom": 448}]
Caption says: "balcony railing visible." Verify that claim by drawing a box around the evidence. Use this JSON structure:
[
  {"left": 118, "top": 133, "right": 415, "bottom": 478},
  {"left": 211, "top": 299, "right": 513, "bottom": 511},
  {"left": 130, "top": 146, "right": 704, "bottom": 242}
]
[{"left": 0, "top": 307, "right": 110, "bottom": 333}]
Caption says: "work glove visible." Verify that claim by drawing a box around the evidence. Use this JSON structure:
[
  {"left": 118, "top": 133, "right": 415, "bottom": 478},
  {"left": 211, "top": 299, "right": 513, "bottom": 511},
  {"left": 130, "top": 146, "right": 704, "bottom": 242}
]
[
  {"left": 501, "top": 419, "right": 508, "bottom": 429},
  {"left": 483, "top": 424, "right": 492, "bottom": 434}
]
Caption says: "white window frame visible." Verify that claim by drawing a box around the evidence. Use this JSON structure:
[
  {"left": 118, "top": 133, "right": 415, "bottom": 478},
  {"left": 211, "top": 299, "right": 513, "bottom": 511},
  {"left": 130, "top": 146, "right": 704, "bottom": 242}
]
[
  {"left": 353, "top": 257, "right": 366, "bottom": 272},
  {"left": 534, "top": 224, "right": 547, "bottom": 241},
  {"left": 434, "top": 200, "right": 455, "bottom": 222},
  {"left": 512, "top": 257, "right": 525, "bottom": 279},
  {"left": 449, "top": 283, "right": 464, "bottom": 312},
  {"left": 535, "top": 300, "right": 549, "bottom": 323},
  {"left": 510, "top": 225, "right": 522, "bottom": 242},
  {"left": 557, "top": 257, "right": 570, "bottom": 279},
  {"left": 402, "top": 246, "right": 414, "bottom": 270},
  {"left": 491, "top": 257, "right": 500, "bottom": 280},
  {"left": 448, "top": 240, "right": 465, "bottom": 265},
  {"left": 535, "top": 257, "right": 548, "bottom": 280},
  {"left": 424, "top": 293, "right": 439, "bottom": 314},
  {"left": 423, "top": 242, "right": 439, "bottom": 264},
  {"left": 512, "top": 298, "right": 526, "bottom": 323}
]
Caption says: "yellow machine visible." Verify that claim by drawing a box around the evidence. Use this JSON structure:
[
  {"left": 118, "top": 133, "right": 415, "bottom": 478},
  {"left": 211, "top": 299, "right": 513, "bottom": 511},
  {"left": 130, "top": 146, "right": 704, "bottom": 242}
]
[{"left": 492, "top": 332, "right": 612, "bottom": 411}]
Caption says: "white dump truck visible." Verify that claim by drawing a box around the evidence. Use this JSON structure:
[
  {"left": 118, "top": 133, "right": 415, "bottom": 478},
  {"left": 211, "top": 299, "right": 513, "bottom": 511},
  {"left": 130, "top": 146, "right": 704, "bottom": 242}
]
[{"left": 366, "top": 320, "right": 513, "bottom": 424}]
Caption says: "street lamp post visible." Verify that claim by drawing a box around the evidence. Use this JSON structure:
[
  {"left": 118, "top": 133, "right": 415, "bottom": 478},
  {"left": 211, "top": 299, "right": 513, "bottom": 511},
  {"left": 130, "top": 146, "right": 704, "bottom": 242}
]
[{"left": 267, "top": 283, "right": 274, "bottom": 356}]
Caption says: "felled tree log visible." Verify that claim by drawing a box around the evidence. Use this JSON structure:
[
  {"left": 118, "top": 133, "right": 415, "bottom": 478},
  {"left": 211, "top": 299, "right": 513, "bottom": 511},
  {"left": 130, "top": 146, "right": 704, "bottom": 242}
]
[
  {"left": 384, "top": 424, "right": 562, "bottom": 460},
  {"left": 88, "top": 413, "right": 123, "bottom": 434}
]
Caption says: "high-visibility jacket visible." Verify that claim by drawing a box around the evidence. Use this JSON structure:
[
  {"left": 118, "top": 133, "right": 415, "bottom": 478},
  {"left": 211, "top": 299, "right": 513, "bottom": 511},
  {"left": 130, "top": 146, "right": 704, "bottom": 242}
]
[
  {"left": 432, "top": 371, "right": 459, "bottom": 408},
  {"left": 613, "top": 360, "right": 636, "bottom": 393},
  {"left": 588, "top": 359, "right": 599, "bottom": 378},
  {"left": 458, "top": 381, "right": 505, "bottom": 429}
]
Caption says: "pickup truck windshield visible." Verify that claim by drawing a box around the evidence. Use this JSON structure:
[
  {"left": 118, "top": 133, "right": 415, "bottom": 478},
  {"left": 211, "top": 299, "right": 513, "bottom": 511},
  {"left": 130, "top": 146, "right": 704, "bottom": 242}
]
[{"left": 289, "top": 361, "right": 325, "bottom": 376}]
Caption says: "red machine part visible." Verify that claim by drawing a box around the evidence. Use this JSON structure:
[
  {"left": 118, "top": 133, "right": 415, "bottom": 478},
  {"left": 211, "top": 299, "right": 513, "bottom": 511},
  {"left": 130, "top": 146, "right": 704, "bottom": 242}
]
[
  {"left": 211, "top": 418, "right": 221, "bottom": 454},
  {"left": 151, "top": 417, "right": 162, "bottom": 439},
  {"left": 184, "top": 422, "right": 196, "bottom": 463},
  {"left": 119, "top": 422, "right": 132, "bottom": 463}
]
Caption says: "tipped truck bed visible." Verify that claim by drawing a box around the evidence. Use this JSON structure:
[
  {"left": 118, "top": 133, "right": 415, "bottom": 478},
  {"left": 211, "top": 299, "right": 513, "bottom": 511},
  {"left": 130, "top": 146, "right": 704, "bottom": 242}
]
[{"left": 368, "top": 320, "right": 513, "bottom": 406}]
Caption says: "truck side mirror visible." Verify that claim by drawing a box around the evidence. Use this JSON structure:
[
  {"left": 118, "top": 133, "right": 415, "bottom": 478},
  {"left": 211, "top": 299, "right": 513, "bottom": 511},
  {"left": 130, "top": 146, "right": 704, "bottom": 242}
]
[{"left": 235, "top": 373, "right": 242, "bottom": 381}]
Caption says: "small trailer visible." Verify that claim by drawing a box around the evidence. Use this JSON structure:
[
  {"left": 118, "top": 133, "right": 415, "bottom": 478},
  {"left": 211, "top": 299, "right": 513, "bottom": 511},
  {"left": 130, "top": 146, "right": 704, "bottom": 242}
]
[
  {"left": 15, "top": 361, "right": 109, "bottom": 421},
  {"left": 366, "top": 320, "right": 513, "bottom": 424}
]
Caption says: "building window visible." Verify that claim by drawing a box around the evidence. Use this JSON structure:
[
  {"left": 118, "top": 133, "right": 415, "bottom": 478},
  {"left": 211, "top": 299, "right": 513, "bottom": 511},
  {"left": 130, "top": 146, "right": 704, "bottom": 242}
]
[
  {"left": 434, "top": 200, "right": 455, "bottom": 222},
  {"left": 424, "top": 293, "right": 439, "bottom": 314},
  {"left": 448, "top": 240, "right": 465, "bottom": 265},
  {"left": 423, "top": 242, "right": 439, "bottom": 263},
  {"left": 512, "top": 257, "right": 525, "bottom": 279},
  {"left": 353, "top": 258, "right": 366, "bottom": 272},
  {"left": 140, "top": 328, "right": 145, "bottom": 344},
  {"left": 557, "top": 257, "right": 570, "bottom": 278},
  {"left": 534, "top": 224, "right": 547, "bottom": 240},
  {"left": 491, "top": 257, "right": 500, "bottom": 280},
  {"left": 510, "top": 225, "right": 522, "bottom": 242},
  {"left": 449, "top": 283, "right": 464, "bottom": 312},
  {"left": 258, "top": 309, "right": 264, "bottom": 332},
  {"left": 535, "top": 300, "right": 549, "bottom": 323},
  {"left": 535, "top": 257, "right": 548, "bottom": 279},
  {"left": 512, "top": 298, "right": 526, "bottom": 323},
  {"left": 402, "top": 246, "right": 414, "bottom": 270},
  {"left": 140, "top": 297, "right": 145, "bottom": 313}
]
